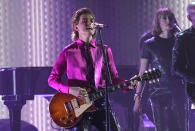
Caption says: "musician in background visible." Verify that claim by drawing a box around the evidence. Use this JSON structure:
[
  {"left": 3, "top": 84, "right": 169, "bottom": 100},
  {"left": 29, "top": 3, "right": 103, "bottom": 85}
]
[
  {"left": 172, "top": 1, "right": 195, "bottom": 105},
  {"left": 133, "top": 8, "right": 185, "bottom": 131},
  {"left": 133, "top": 30, "right": 154, "bottom": 131},
  {"left": 48, "top": 8, "right": 132, "bottom": 131}
]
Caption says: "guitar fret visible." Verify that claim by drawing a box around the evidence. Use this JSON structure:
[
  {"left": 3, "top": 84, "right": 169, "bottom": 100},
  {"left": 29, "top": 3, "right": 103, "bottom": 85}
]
[
  {"left": 117, "top": 84, "right": 121, "bottom": 89},
  {"left": 123, "top": 82, "right": 127, "bottom": 87}
]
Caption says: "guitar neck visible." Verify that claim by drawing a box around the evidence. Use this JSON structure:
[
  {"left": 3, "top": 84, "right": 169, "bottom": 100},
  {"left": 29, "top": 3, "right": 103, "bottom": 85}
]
[
  {"left": 88, "top": 68, "right": 161, "bottom": 102},
  {"left": 89, "top": 78, "right": 138, "bottom": 102}
]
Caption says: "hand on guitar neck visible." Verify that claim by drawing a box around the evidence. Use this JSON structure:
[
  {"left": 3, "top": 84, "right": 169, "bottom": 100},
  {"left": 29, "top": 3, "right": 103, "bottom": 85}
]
[
  {"left": 130, "top": 75, "right": 139, "bottom": 88},
  {"left": 122, "top": 76, "right": 139, "bottom": 91}
]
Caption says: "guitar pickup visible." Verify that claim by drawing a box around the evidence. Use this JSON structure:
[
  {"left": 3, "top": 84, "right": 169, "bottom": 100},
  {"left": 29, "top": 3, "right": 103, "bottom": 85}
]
[
  {"left": 70, "top": 99, "right": 80, "bottom": 109},
  {"left": 64, "top": 102, "right": 71, "bottom": 114}
]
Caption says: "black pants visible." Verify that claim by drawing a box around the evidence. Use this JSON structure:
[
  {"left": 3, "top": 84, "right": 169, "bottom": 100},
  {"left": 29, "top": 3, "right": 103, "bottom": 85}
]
[
  {"left": 133, "top": 88, "right": 154, "bottom": 131},
  {"left": 70, "top": 99, "right": 120, "bottom": 131},
  {"left": 150, "top": 94, "right": 184, "bottom": 131}
]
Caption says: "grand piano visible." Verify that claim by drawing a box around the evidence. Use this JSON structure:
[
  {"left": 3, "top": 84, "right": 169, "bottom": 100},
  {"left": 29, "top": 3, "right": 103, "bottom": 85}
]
[{"left": 0, "top": 67, "right": 57, "bottom": 131}]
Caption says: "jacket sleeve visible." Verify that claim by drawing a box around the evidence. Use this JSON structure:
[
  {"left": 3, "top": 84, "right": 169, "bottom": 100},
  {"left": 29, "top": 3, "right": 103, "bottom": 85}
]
[{"left": 172, "top": 35, "right": 194, "bottom": 83}]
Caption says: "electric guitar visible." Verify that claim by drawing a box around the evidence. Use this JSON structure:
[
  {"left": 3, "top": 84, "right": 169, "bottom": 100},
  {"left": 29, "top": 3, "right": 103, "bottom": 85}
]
[{"left": 49, "top": 68, "right": 161, "bottom": 128}]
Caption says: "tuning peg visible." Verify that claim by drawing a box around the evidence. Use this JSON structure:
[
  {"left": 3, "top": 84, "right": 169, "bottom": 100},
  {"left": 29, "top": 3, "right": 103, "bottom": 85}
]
[
  {"left": 149, "top": 80, "right": 152, "bottom": 84},
  {"left": 153, "top": 79, "right": 156, "bottom": 83},
  {"left": 144, "top": 70, "right": 148, "bottom": 73},
  {"left": 157, "top": 79, "right": 160, "bottom": 82},
  {"left": 152, "top": 68, "right": 156, "bottom": 71},
  {"left": 148, "top": 69, "right": 152, "bottom": 72}
]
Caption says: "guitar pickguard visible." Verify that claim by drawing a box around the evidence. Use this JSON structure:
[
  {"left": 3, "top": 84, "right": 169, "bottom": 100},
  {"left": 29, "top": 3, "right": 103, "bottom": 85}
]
[{"left": 74, "top": 101, "right": 93, "bottom": 117}]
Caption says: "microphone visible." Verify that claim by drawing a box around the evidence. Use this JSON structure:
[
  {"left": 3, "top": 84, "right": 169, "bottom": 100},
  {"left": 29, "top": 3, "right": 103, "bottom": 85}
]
[
  {"left": 173, "top": 23, "right": 182, "bottom": 32},
  {"left": 95, "top": 22, "right": 108, "bottom": 28}
]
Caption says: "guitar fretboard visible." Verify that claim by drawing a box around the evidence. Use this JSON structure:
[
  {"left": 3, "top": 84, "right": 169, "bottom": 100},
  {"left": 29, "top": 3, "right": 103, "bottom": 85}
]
[
  {"left": 88, "top": 68, "right": 161, "bottom": 102},
  {"left": 89, "top": 79, "right": 134, "bottom": 101}
]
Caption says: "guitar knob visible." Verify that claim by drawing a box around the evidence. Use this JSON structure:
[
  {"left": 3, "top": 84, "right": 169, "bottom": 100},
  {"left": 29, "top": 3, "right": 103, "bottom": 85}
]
[
  {"left": 71, "top": 119, "right": 76, "bottom": 122},
  {"left": 68, "top": 114, "right": 72, "bottom": 118},
  {"left": 60, "top": 117, "right": 66, "bottom": 121}
]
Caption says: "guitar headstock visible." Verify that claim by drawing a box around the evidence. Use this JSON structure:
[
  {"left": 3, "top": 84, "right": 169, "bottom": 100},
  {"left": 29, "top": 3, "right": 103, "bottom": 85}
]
[{"left": 139, "top": 68, "right": 161, "bottom": 83}]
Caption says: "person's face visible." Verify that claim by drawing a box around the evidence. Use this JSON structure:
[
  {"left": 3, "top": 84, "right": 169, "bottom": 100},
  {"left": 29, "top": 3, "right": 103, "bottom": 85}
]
[
  {"left": 75, "top": 13, "right": 96, "bottom": 38},
  {"left": 159, "top": 15, "right": 173, "bottom": 32},
  {"left": 188, "top": 7, "right": 195, "bottom": 27}
]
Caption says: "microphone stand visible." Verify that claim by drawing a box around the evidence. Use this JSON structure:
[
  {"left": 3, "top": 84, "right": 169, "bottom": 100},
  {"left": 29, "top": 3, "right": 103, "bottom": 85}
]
[{"left": 96, "top": 26, "right": 112, "bottom": 131}]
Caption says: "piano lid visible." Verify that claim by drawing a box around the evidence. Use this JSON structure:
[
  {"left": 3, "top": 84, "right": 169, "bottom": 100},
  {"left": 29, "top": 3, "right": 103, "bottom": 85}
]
[{"left": 0, "top": 67, "right": 58, "bottom": 95}]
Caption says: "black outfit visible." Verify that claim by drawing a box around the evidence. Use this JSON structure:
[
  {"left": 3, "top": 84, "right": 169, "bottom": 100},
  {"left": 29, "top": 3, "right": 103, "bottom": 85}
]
[
  {"left": 70, "top": 98, "right": 120, "bottom": 131},
  {"left": 133, "top": 31, "right": 154, "bottom": 131},
  {"left": 139, "top": 30, "right": 153, "bottom": 51},
  {"left": 139, "top": 31, "right": 154, "bottom": 122},
  {"left": 141, "top": 36, "right": 185, "bottom": 131},
  {"left": 172, "top": 26, "right": 195, "bottom": 103}
]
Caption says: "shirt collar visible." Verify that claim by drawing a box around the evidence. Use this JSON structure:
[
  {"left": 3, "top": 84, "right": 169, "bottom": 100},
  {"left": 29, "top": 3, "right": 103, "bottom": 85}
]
[{"left": 76, "top": 39, "right": 96, "bottom": 48}]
